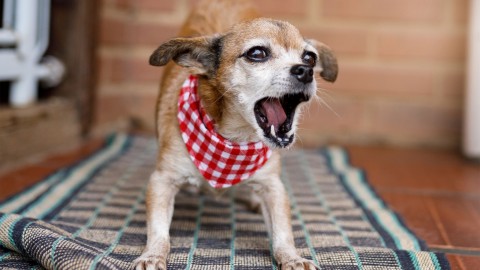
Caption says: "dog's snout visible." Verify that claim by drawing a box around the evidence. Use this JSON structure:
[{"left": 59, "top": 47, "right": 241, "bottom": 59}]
[{"left": 290, "top": 64, "right": 313, "bottom": 84}]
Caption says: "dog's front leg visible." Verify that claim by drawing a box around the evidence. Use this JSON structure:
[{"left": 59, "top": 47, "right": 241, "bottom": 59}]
[
  {"left": 135, "top": 170, "right": 179, "bottom": 270},
  {"left": 253, "top": 177, "right": 318, "bottom": 270}
]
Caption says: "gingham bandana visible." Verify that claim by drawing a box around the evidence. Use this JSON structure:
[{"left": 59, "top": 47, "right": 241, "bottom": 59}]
[{"left": 178, "top": 75, "right": 272, "bottom": 189}]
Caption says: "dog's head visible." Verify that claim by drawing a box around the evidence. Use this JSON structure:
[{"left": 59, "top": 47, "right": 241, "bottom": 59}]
[{"left": 150, "top": 18, "right": 338, "bottom": 148}]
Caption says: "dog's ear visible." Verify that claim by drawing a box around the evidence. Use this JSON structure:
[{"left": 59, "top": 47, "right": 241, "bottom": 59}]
[
  {"left": 149, "top": 35, "right": 222, "bottom": 75},
  {"left": 306, "top": 39, "right": 338, "bottom": 82}
]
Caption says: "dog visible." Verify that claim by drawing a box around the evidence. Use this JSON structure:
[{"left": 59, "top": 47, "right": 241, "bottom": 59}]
[{"left": 135, "top": 0, "right": 337, "bottom": 269}]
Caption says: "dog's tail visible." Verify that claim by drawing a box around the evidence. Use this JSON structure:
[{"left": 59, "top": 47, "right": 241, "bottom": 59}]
[{"left": 179, "top": 0, "right": 259, "bottom": 37}]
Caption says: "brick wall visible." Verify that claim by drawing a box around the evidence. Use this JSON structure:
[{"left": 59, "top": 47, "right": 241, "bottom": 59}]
[{"left": 95, "top": 0, "right": 468, "bottom": 149}]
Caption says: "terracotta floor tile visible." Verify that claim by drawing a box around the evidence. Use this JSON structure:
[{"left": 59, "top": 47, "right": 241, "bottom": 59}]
[
  {"left": 459, "top": 255, "right": 480, "bottom": 270},
  {"left": 379, "top": 192, "right": 447, "bottom": 246},
  {"left": 0, "top": 138, "right": 103, "bottom": 201},
  {"left": 0, "top": 165, "right": 57, "bottom": 200},
  {"left": 347, "top": 145, "right": 480, "bottom": 196},
  {"left": 447, "top": 254, "right": 480, "bottom": 270},
  {"left": 446, "top": 254, "right": 466, "bottom": 270},
  {"left": 428, "top": 197, "right": 480, "bottom": 248}
]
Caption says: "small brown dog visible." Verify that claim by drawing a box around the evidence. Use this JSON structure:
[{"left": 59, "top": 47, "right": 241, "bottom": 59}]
[{"left": 135, "top": 0, "right": 337, "bottom": 269}]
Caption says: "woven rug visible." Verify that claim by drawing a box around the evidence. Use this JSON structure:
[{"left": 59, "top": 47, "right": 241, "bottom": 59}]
[{"left": 0, "top": 134, "right": 450, "bottom": 270}]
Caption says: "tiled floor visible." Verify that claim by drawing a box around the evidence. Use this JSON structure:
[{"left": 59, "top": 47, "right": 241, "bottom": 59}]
[
  {"left": 347, "top": 146, "right": 480, "bottom": 270},
  {"left": 0, "top": 139, "right": 479, "bottom": 269}
]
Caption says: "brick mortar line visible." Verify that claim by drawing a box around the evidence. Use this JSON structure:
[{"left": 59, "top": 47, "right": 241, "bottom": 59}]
[
  {"left": 97, "top": 84, "right": 160, "bottom": 96},
  {"left": 102, "top": 7, "right": 187, "bottom": 26},
  {"left": 98, "top": 47, "right": 157, "bottom": 58}
]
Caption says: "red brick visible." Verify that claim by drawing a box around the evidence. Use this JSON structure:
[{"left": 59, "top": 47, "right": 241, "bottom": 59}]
[
  {"left": 439, "top": 70, "right": 465, "bottom": 99},
  {"left": 129, "top": 59, "right": 163, "bottom": 83},
  {"left": 451, "top": 0, "right": 469, "bottom": 26},
  {"left": 98, "top": 56, "right": 113, "bottom": 83},
  {"left": 107, "top": 0, "right": 176, "bottom": 12},
  {"left": 301, "top": 27, "right": 369, "bottom": 57},
  {"left": 94, "top": 0, "right": 468, "bottom": 148},
  {"left": 99, "top": 17, "right": 179, "bottom": 47},
  {"left": 99, "top": 56, "right": 162, "bottom": 83},
  {"left": 104, "top": 56, "right": 129, "bottom": 83},
  {"left": 99, "top": 17, "right": 129, "bottom": 46},
  {"left": 95, "top": 95, "right": 132, "bottom": 125},
  {"left": 368, "top": 101, "right": 461, "bottom": 145},
  {"left": 375, "top": 30, "right": 466, "bottom": 63},
  {"left": 330, "top": 63, "right": 436, "bottom": 97},
  {"left": 135, "top": 0, "right": 177, "bottom": 11},
  {"left": 186, "top": 0, "right": 304, "bottom": 18},
  {"left": 95, "top": 93, "right": 157, "bottom": 126},
  {"left": 133, "top": 22, "right": 179, "bottom": 46},
  {"left": 322, "top": 0, "right": 443, "bottom": 23},
  {"left": 296, "top": 97, "right": 371, "bottom": 147},
  {"left": 255, "top": 0, "right": 308, "bottom": 17},
  {"left": 300, "top": 97, "right": 367, "bottom": 132}
]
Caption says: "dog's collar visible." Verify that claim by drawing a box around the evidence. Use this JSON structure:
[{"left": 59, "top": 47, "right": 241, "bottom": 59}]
[{"left": 177, "top": 75, "right": 272, "bottom": 188}]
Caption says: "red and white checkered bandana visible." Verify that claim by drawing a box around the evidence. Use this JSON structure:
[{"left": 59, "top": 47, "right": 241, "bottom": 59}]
[{"left": 178, "top": 75, "right": 272, "bottom": 189}]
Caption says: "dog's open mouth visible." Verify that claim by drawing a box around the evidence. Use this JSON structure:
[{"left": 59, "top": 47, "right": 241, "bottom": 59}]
[{"left": 254, "top": 93, "right": 310, "bottom": 148}]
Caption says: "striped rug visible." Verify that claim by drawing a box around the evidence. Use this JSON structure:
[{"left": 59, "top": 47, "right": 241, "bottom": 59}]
[{"left": 0, "top": 134, "right": 450, "bottom": 269}]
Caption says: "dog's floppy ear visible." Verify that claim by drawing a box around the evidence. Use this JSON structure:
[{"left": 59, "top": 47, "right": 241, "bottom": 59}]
[
  {"left": 306, "top": 39, "right": 338, "bottom": 82},
  {"left": 150, "top": 35, "right": 222, "bottom": 75}
]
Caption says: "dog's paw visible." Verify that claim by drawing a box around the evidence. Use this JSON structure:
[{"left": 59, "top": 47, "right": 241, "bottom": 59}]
[
  {"left": 279, "top": 258, "right": 319, "bottom": 270},
  {"left": 134, "top": 254, "right": 167, "bottom": 270}
]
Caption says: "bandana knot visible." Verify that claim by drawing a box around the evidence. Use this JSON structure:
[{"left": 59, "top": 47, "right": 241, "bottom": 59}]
[{"left": 177, "top": 75, "right": 272, "bottom": 189}]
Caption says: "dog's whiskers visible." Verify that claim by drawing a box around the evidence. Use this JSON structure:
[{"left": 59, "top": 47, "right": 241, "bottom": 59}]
[
  {"left": 315, "top": 86, "right": 340, "bottom": 118},
  {"left": 211, "top": 86, "right": 234, "bottom": 105}
]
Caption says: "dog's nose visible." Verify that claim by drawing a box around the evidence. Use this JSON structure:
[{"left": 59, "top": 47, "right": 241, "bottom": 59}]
[{"left": 290, "top": 64, "right": 314, "bottom": 84}]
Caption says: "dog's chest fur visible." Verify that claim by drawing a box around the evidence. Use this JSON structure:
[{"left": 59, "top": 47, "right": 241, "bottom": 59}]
[{"left": 154, "top": 67, "right": 282, "bottom": 192}]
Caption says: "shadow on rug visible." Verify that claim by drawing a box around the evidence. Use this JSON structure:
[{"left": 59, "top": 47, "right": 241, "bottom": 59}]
[{"left": 0, "top": 134, "right": 450, "bottom": 269}]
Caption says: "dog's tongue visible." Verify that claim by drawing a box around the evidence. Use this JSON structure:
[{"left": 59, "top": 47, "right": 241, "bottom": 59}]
[{"left": 261, "top": 98, "right": 287, "bottom": 132}]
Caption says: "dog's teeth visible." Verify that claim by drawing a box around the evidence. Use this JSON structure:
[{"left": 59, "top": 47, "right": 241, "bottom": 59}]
[{"left": 270, "top": 125, "right": 276, "bottom": 137}]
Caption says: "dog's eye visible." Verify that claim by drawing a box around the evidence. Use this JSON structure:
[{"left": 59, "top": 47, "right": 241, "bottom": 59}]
[
  {"left": 302, "top": 51, "right": 317, "bottom": 67},
  {"left": 244, "top": 47, "right": 270, "bottom": 62}
]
